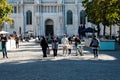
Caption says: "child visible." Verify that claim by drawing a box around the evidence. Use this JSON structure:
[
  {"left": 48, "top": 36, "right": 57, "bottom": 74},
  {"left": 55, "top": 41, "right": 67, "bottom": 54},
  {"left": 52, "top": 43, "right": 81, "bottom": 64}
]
[
  {"left": 77, "top": 42, "right": 84, "bottom": 56},
  {"left": 68, "top": 41, "right": 72, "bottom": 56}
]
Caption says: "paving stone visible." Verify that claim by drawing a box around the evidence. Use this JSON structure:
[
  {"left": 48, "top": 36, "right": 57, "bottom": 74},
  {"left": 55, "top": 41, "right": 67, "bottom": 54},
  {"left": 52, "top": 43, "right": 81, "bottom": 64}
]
[{"left": 0, "top": 41, "right": 120, "bottom": 80}]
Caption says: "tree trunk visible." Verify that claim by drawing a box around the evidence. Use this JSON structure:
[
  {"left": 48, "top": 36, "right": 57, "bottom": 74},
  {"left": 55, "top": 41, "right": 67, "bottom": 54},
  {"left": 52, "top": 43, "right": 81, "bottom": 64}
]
[
  {"left": 110, "top": 25, "right": 112, "bottom": 39},
  {"left": 97, "top": 24, "right": 100, "bottom": 37},
  {"left": 103, "top": 24, "right": 106, "bottom": 38},
  {"left": 119, "top": 26, "right": 120, "bottom": 45}
]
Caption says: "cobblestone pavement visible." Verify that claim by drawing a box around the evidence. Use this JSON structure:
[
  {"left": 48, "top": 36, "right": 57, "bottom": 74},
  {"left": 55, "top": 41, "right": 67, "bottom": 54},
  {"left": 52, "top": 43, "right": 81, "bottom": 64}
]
[{"left": 0, "top": 41, "right": 120, "bottom": 80}]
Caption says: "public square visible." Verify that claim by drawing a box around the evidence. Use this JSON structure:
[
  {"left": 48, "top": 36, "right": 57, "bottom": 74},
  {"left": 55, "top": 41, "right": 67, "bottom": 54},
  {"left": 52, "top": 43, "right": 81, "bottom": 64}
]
[
  {"left": 0, "top": 0, "right": 120, "bottom": 80},
  {"left": 0, "top": 41, "right": 120, "bottom": 80}
]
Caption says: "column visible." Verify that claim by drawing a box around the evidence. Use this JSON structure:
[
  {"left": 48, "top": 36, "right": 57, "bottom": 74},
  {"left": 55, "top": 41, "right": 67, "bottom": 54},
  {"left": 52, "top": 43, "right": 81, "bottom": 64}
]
[
  {"left": 43, "top": 5, "right": 45, "bottom": 13},
  {"left": 17, "top": 4, "right": 19, "bottom": 13},
  {"left": 57, "top": 5, "right": 59, "bottom": 13},
  {"left": 51, "top": 6, "right": 53, "bottom": 13},
  {"left": 50, "top": 6, "right": 51, "bottom": 13},
  {"left": 58, "top": 5, "right": 60, "bottom": 13}
]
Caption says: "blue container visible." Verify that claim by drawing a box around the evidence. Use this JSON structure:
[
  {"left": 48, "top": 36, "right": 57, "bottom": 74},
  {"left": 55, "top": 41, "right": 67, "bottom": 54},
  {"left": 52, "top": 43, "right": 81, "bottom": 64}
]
[{"left": 99, "top": 40, "right": 115, "bottom": 50}]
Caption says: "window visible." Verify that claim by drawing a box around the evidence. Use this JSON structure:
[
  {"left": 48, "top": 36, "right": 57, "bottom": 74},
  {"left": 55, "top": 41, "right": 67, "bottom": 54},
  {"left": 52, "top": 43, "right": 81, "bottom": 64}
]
[
  {"left": 13, "top": 6, "right": 17, "bottom": 13},
  {"left": 26, "top": 10, "right": 32, "bottom": 25},
  {"left": 80, "top": 10, "right": 86, "bottom": 25},
  {"left": 67, "top": 10, "right": 73, "bottom": 25},
  {"left": 18, "top": 6, "right": 21, "bottom": 13},
  {"left": 51, "top": 6, "right": 53, "bottom": 13}
]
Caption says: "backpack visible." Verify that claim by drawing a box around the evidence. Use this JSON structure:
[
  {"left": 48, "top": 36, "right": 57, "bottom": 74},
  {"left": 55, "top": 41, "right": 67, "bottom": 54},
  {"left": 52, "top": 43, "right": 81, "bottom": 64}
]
[{"left": 90, "top": 38, "right": 99, "bottom": 47}]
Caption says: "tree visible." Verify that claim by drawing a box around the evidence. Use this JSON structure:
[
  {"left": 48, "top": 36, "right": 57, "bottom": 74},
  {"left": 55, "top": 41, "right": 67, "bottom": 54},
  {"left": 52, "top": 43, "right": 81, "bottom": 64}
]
[
  {"left": 0, "top": 0, "right": 13, "bottom": 30},
  {"left": 82, "top": 0, "right": 102, "bottom": 36},
  {"left": 82, "top": 0, "right": 120, "bottom": 38}
]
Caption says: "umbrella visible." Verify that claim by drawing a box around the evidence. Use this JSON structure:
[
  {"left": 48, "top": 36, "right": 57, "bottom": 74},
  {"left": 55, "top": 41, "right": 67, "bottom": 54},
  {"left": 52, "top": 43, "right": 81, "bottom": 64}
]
[
  {"left": 82, "top": 27, "right": 97, "bottom": 33},
  {"left": 0, "top": 31, "right": 9, "bottom": 34}
]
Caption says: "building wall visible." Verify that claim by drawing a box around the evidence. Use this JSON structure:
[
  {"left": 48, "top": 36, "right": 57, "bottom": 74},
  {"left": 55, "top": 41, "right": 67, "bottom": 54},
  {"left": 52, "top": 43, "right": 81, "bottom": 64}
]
[{"left": 7, "top": 0, "right": 119, "bottom": 37}]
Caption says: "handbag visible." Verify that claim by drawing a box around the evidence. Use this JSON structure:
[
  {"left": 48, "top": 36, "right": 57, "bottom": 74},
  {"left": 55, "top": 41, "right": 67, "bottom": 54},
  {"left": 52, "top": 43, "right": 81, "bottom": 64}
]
[{"left": 47, "top": 48, "right": 50, "bottom": 55}]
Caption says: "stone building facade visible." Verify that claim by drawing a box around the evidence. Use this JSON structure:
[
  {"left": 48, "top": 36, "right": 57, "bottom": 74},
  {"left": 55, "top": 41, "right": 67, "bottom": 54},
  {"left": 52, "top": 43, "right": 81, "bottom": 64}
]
[{"left": 6, "top": 0, "right": 119, "bottom": 37}]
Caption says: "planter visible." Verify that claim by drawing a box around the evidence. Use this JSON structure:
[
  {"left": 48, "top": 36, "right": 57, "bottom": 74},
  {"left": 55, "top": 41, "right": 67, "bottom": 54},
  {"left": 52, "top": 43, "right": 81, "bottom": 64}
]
[{"left": 100, "top": 40, "right": 115, "bottom": 50}]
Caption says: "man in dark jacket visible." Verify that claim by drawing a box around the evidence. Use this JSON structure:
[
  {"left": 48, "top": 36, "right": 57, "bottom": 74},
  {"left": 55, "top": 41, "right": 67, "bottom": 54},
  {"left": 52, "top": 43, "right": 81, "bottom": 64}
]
[
  {"left": 40, "top": 36, "right": 49, "bottom": 57},
  {"left": 90, "top": 35, "right": 100, "bottom": 59}
]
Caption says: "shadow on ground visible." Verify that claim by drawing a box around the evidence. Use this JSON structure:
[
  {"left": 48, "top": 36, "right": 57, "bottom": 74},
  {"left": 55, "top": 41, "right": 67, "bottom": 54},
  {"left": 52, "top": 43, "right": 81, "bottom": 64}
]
[
  {"left": 0, "top": 58, "right": 120, "bottom": 80},
  {"left": 0, "top": 42, "right": 120, "bottom": 80}
]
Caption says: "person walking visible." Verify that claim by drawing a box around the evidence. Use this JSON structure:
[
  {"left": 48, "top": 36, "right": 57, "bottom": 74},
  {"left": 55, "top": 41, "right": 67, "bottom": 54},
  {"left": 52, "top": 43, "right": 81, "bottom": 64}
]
[
  {"left": 1, "top": 34, "right": 8, "bottom": 58},
  {"left": 52, "top": 37, "right": 59, "bottom": 57},
  {"left": 40, "top": 36, "right": 49, "bottom": 57},
  {"left": 15, "top": 35, "right": 19, "bottom": 48},
  {"left": 61, "top": 34, "right": 69, "bottom": 56},
  {"left": 90, "top": 35, "right": 100, "bottom": 59}
]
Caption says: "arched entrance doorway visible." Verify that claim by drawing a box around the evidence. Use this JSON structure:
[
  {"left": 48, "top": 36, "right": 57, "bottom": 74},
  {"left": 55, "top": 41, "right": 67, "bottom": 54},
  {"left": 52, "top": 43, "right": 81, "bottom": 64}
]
[{"left": 45, "top": 19, "right": 54, "bottom": 36}]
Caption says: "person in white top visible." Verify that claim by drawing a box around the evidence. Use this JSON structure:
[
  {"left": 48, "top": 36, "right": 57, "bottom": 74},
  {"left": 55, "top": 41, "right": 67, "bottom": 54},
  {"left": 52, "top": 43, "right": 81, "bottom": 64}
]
[{"left": 61, "top": 34, "right": 69, "bottom": 55}]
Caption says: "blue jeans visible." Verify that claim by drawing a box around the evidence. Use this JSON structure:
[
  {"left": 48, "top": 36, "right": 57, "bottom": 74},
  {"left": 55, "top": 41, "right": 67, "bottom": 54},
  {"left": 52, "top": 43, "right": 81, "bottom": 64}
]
[{"left": 2, "top": 47, "right": 8, "bottom": 58}]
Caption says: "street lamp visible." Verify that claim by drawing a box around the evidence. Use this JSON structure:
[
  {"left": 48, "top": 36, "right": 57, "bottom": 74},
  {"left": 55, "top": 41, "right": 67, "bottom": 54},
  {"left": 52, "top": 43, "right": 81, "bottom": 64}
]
[{"left": 23, "top": 0, "right": 26, "bottom": 35}]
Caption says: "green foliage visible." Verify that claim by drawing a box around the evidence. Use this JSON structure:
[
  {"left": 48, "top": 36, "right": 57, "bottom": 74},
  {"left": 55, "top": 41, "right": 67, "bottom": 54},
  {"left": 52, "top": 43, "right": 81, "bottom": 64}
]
[
  {"left": 82, "top": 0, "right": 120, "bottom": 26},
  {"left": 82, "top": 0, "right": 120, "bottom": 37},
  {"left": 0, "top": 0, "right": 13, "bottom": 26}
]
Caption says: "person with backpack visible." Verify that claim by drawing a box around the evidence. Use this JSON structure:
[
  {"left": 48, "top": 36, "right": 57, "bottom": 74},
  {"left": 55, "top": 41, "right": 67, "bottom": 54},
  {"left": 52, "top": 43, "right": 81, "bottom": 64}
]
[{"left": 90, "top": 35, "right": 100, "bottom": 59}]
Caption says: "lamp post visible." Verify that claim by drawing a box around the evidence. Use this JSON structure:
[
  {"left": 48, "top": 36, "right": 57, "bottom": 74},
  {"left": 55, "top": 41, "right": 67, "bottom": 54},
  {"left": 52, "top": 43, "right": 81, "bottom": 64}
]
[
  {"left": 39, "top": 0, "right": 41, "bottom": 36},
  {"left": 62, "top": 1, "right": 67, "bottom": 35},
  {"left": 23, "top": 0, "right": 26, "bottom": 35}
]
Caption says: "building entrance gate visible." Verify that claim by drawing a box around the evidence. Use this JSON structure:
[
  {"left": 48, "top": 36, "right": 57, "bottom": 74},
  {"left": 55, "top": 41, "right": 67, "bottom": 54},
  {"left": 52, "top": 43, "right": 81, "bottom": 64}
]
[{"left": 45, "top": 19, "right": 54, "bottom": 36}]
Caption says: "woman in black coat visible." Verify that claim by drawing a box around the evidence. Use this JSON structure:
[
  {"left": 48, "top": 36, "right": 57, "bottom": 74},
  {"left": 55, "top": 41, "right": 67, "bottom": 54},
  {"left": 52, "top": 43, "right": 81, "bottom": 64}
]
[{"left": 40, "top": 36, "right": 49, "bottom": 57}]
